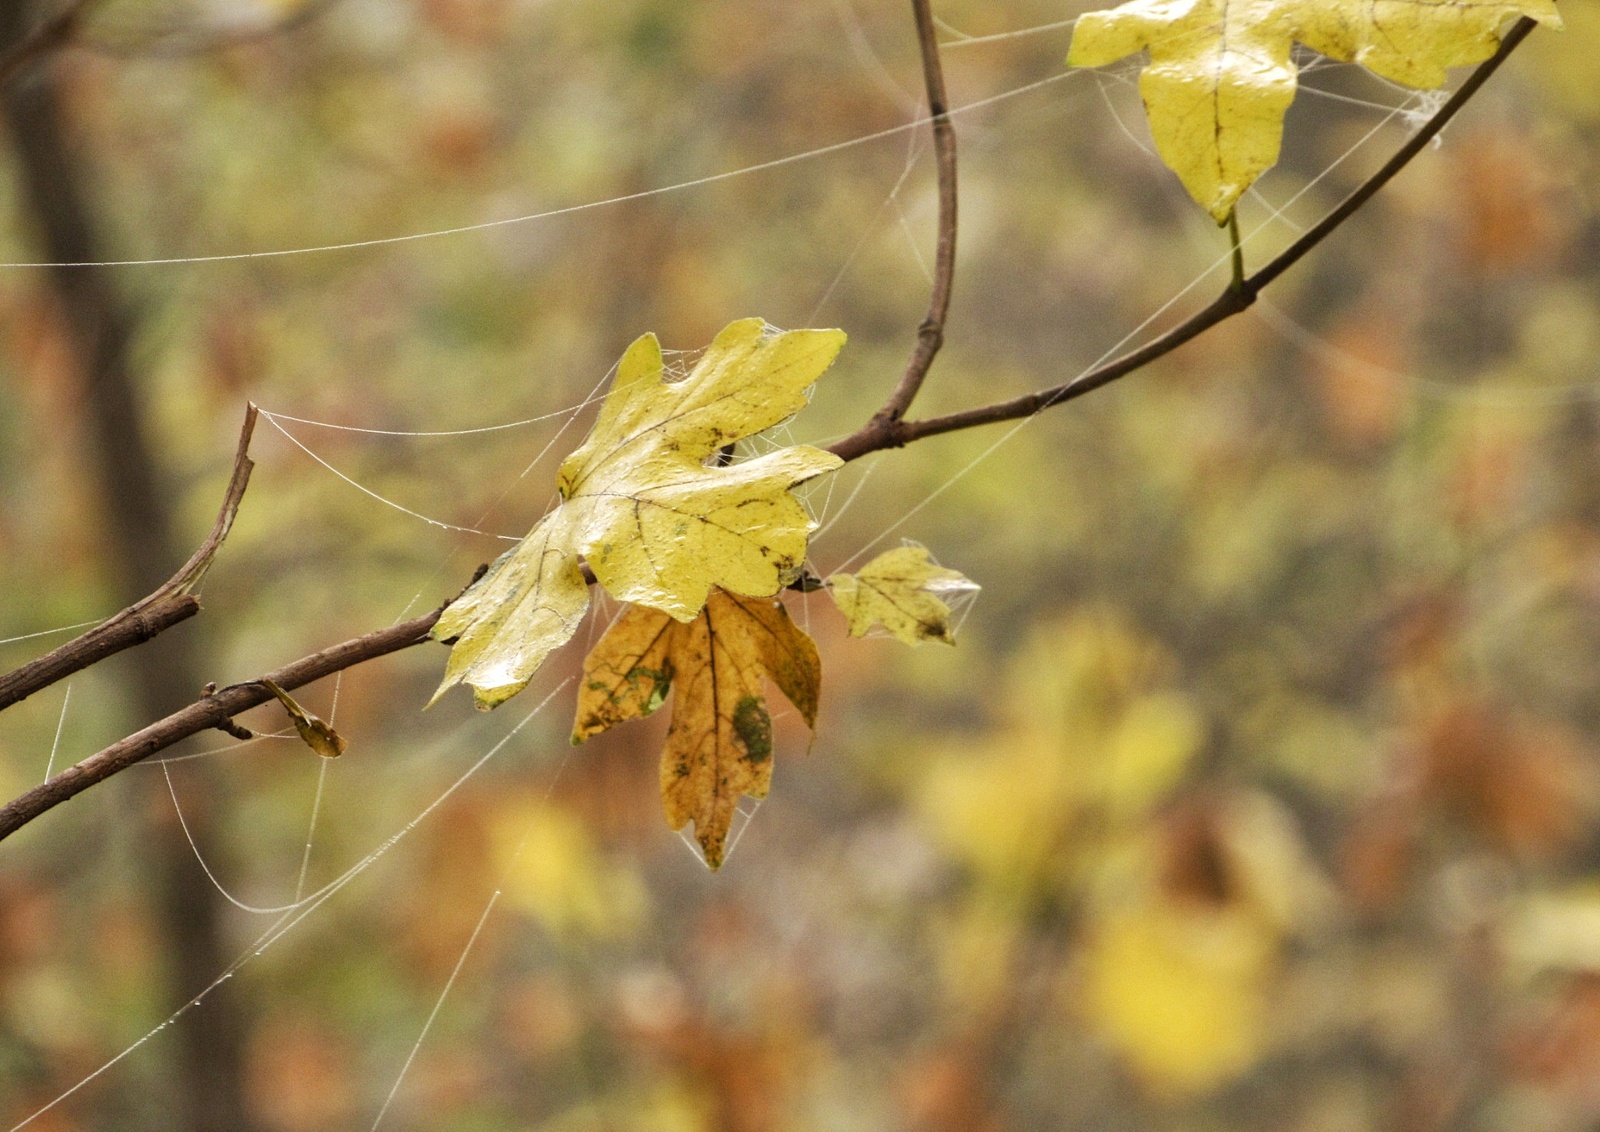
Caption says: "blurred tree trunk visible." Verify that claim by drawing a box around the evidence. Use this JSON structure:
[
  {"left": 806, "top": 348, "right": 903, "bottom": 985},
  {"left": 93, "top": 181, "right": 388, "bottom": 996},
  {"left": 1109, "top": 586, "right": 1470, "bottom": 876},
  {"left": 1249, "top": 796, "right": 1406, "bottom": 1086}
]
[{"left": 0, "top": 7, "right": 255, "bottom": 1132}]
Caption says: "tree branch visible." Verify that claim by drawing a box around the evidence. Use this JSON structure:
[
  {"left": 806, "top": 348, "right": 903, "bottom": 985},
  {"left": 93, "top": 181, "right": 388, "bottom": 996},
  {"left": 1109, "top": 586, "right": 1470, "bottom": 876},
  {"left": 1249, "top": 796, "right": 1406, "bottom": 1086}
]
[
  {"left": 868, "top": 0, "right": 958, "bottom": 425},
  {"left": 83, "top": 0, "right": 345, "bottom": 59},
  {"left": 0, "top": 403, "right": 259, "bottom": 712},
  {"left": 0, "top": 0, "right": 93, "bottom": 87},
  {"left": 0, "top": 606, "right": 443, "bottom": 843},
  {"left": 826, "top": 16, "right": 1539, "bottom": 463}
]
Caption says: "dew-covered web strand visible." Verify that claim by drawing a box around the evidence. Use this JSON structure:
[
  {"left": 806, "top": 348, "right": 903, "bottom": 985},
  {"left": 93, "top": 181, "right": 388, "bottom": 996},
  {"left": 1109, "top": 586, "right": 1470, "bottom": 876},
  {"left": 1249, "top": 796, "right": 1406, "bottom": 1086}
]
[
  {"left": 370, "top": 743, "right": 578, "bottom": 1129},
  {"left": 295, "top": 671, "right": 341, "bottom": 902},
  {"left": 369, "top": 892, "right": 501, "bottom": 1131},
  {"left": 43, "top": 684, "right": 70, "bottom": 781},
  {"left": 260, "top": 413, "right": 514, "bottom": 539},
  {"left": 147, "top": 730, "right": 294, "bottom": 765},
  {"left": 807, "top": 108, "right": 930, "bottom": 322},
  {"left": 257, "top": 360, "right": 616, "bottom": 542},
  {"left": 824, "top": 98, "right": 1412, "bottom": 575},
  {"left": 831, "top": 0, "right": 921, "bottom": 112},
  {"left": 0, "top": 619, "right": 103, "bottom": 647},
  {"left": 935, "top": 14, "right": 1081, "bottom": 47},
  {"left": 0, "top": 72, "right": 1083, "bottom": 271},
  {"left": 10, "top": 685, "right": 567, "bottom": 1132},
  {"left": 258, "top": 391, "right": 610, "bottom": 438},
  {"left": 1254, "top": 298, "right": 1600, "bottom": 406}
]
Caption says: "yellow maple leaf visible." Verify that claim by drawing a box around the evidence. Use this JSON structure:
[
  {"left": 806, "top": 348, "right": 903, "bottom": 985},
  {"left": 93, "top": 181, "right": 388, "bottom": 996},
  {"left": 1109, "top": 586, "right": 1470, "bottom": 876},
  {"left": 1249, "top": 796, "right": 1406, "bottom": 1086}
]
[
  {"left": 433, "top": 319, "right": 844, "bottom": 709},
  {"left": 572, "top": 589, "right": 821, "bottom": 868},
  {"left": 1068, "top": 0, "right": 1560, "bottom": 220},
  {"left": 825, "top": 545, "right": 978, "bottom": 645}
]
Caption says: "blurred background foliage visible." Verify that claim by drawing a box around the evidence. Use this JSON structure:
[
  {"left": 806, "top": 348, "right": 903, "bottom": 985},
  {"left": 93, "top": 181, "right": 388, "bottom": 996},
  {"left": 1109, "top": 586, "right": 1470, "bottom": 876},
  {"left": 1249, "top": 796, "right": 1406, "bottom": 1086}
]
[{"left": 0, "top": 0, "right": 1598, "bottom": 1128}]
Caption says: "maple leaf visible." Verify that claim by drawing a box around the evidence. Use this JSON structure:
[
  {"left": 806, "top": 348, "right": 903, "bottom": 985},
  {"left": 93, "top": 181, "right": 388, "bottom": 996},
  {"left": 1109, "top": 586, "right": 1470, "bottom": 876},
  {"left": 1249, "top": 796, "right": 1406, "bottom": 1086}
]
[
  {"left": 1067, "top": 0, "right": 1560, "bottom": 221},
  {"left": 825, "top": 545, "right": 978, "bottom": 645},
  {"left": 572, "top": 589, "right": 821, "bottom": 868},
  {"left": 433, "top": 318, "right": 844, "bottom": 709}
]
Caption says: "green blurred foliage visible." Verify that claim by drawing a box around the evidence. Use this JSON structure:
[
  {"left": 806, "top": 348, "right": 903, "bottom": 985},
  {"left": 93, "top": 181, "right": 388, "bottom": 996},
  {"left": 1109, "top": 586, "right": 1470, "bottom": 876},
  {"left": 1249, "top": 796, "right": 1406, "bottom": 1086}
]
[{"left": 1, "top": 0, "right": 1600, "bottom": 1128}]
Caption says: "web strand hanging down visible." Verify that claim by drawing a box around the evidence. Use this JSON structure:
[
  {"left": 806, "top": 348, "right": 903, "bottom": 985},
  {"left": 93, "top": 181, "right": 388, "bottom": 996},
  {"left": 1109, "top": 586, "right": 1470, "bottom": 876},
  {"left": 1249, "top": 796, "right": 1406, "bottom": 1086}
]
[{"left": 10, "top": 685, "right": 568, "bottom": 1132}]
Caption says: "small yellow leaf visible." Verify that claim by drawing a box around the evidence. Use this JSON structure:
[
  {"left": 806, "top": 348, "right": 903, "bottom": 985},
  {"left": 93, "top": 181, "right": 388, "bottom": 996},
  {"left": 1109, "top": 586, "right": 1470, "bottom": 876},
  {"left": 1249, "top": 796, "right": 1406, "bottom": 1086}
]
[
  {"left": 258, "top": 678, "right": 347, "bottom": 759},
  {"left": 825, "top": 545, "right": 978, "bottom": 646},
  {"left": 433, "top": 318, "right": 844, "bottom": 710},
  {"left": 1068, "top": 0, "right": 1560, "bottom": 220},
  {"left": 573, "top": 589, "right": 820, "bottom": 868}
]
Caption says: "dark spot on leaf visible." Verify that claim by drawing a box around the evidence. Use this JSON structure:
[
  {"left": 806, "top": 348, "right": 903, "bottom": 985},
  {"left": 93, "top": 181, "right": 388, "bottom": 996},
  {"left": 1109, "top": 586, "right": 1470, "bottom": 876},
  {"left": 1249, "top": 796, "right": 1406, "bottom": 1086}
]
[
  {"left": 624, "top": 663, "right": 673, "bottom": 714},
  {"left": 733, "top": 695, "right": 772, "bottom": 763}
]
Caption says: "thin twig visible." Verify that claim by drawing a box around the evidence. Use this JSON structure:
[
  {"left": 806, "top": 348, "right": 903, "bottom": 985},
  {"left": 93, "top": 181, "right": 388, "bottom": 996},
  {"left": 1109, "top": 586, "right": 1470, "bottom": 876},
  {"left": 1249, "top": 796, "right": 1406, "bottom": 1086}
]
[
  {"left": 0, "top": 404, "right": 259, "bottom": 712},
  {"left": 0, "top": 607, "right": 442, "bottom": 842},
  {"left": 827, "top": 16, "right": 1539, "bottom": 463},
  {"left": 870, "top": 0, "right": 958, "bottom": 425}
]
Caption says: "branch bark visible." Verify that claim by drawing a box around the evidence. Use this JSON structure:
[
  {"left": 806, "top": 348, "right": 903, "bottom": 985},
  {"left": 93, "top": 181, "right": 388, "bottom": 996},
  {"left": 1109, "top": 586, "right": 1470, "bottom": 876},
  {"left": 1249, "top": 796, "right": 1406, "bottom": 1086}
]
[
  {"left": 868, "top": 0, "right": 959, "bottom": 426},
  {"left": 0, "top": 609, "right": 443, "bottom": 843},
  {"left": 0, "top": 7, "right": 257, "bottom": 1125},
  {"left": 0, "top": 0, "right": 92, "bottom": 87},
  {"left": 826, "top": 16, "right": 1539, "bottom": 464},
  {"left": 0, "top": 404, "right": 258, "bottom": 712}
]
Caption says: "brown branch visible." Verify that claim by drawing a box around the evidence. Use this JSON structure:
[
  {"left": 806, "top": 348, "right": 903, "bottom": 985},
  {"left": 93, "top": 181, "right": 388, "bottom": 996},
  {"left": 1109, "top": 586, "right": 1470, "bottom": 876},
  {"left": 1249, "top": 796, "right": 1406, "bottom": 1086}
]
[
  {"left": 827, "top": 16, "right": 1540, "bottom": 463},
  {"left": 0, "top": 607, "right": 443, "bottom": 843},
  {"left": 0, "top": 404, "right": 259, "bottom": 712},
  {"left": 868, "top": 0, "right": 958, "bottom": 426},
  {"left": 0, "top": 0, "right": 94, "bottom": 87},
  {"left": 83, "top": 0, "right": 344, "bottom": 59}
]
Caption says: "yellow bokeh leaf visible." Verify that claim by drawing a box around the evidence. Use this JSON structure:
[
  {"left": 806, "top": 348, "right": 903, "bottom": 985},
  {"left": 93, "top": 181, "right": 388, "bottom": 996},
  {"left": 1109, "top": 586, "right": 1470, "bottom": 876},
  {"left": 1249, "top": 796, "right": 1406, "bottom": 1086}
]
[
  {"left": 492, "top": 799, "right": 648, "bottom": 939},
  {"left": 1068, "top": 0, "right": 1560, "bottom": 220},
  {"left": 1082, "top": 898, "right": 1276, "bottom": 1094},
  {"left": 1099, "top": 690, "right": 1205, "bottom": 819},
  {"left": 433, "top": 318, "right": 843, "bottom": 709},
  {"left": 573, "top": 589, "right": 820, "bottom": 868},
  {"left": 825, "top": 545, "right": 978, "bottom": 646}
]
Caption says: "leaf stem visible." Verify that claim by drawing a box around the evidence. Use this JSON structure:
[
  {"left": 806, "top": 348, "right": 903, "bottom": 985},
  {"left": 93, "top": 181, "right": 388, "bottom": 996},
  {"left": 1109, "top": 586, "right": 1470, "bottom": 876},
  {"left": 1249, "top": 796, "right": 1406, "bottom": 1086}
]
[{"left": 1227, "top": 209, "right": 1245, "bottom": 293}]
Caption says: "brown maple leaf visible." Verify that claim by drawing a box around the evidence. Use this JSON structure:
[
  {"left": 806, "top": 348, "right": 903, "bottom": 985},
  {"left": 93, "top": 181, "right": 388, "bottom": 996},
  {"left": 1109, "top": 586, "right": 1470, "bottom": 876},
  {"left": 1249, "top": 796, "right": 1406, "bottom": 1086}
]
[{"left": 573, "top": 589, "right": 820, "bottom": 868}]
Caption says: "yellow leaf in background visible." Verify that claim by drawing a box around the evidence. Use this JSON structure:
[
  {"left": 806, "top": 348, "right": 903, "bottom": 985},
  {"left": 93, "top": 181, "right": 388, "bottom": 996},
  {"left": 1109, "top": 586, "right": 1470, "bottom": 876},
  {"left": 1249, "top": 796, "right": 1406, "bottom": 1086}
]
[
  {"left": 433, "top": 319, "right": 844, "bottom": 709},
  {"left": 1067, "top": 0, "right": 1560, "bottom": 220},
  {"left": 259, "top": 678, "right": 347, "bottom": 759},
  {"left": 573, "top": 589, "right": 821, "bottom": 869},
  {"left": 492, "top": 799, "right": 647, "bottom": 939},
  {"left": 825, "top": 545, "right": 978, "bottom": 645},
  {"left": 1098, "top": 691, "right": 1204, "bottom": 819},
  {"left": 1083, "top": 898, "right": 1276, "bottom": 1094},
  {"left": 916, "top": 732, "right": 1074, "bottom": 882}
]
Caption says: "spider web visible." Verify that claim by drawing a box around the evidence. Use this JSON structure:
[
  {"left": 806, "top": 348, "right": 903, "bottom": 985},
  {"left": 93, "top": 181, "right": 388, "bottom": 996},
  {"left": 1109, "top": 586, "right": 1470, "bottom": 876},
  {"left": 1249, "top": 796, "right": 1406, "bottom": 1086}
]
[{"left": 0, "top": 3, "right": 1580, "bottom": 1129}]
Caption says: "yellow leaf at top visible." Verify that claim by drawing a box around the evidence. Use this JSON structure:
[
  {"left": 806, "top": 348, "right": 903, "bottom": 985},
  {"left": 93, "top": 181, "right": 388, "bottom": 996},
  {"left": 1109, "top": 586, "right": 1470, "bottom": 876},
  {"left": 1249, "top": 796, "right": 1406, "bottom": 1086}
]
[
  {"left": 825, "top": 545, "right": 978, "bottom": 646},
  {"left": 573, "top": 589, "right": 821, "bottom": 868},
  {"left": 433, "top": 319, "right": 844, "bottom": 710},
  {"left": 1068, "top": 0, "right": 1560, "bottom": 220}
]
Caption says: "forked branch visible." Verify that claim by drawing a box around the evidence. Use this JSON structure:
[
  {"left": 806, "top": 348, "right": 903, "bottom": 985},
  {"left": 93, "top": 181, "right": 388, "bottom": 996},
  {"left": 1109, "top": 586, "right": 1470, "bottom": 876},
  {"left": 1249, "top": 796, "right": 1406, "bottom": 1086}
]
[
  {"left": 0, "top": 607, "right": 442, "bottom": 842},
  {"left": 0, "top": 14, "right": 1544, "bottom": 847},
  {"left": 0, "top": 403, "right": 259, "bottom": 712},
  {"left": 828, "top": 16, "right": 1541, "bottom": 462}
]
